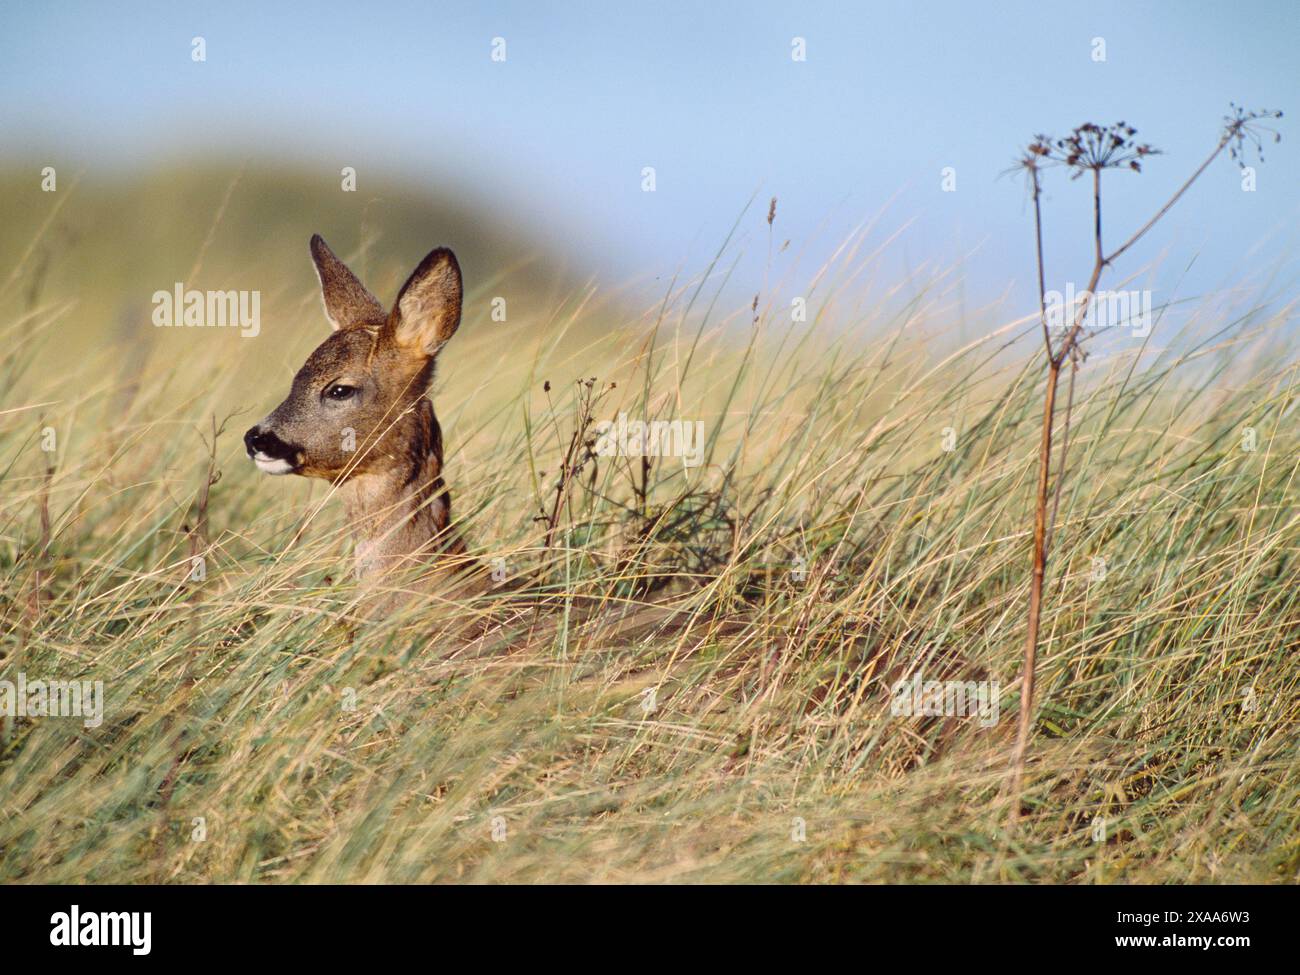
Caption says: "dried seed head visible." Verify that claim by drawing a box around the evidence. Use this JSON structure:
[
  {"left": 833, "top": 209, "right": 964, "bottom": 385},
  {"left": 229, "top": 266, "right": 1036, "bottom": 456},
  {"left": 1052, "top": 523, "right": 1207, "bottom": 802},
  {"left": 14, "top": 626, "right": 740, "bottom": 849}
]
[{"left": 1224, "top": 104, "right": 1283, "bottom": 168}]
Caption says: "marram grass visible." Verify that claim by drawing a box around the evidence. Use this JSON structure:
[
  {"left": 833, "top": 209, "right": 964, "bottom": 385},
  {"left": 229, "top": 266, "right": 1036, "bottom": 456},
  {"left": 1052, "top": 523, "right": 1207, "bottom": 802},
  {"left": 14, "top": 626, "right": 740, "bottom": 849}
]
[{"left": 1, "top": 236, "right": 1297, "bottom": 884}]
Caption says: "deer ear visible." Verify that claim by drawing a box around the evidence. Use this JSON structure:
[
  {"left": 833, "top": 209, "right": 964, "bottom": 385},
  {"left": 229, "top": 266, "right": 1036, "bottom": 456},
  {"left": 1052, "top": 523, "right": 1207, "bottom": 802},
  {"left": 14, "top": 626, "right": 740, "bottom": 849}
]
[
  {"left": 310, "top": 234, "right": 384, "bottom": 331},
  {"left": 389, "top": 247, "right": 462, "bottom": 356}
]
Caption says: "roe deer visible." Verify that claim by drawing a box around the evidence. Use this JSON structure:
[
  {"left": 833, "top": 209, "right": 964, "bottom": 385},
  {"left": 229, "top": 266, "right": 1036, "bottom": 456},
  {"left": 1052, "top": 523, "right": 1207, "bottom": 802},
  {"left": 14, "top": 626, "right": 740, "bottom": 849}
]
[{"left": 245, "top": 235, "right": 467, "bottom": 582}]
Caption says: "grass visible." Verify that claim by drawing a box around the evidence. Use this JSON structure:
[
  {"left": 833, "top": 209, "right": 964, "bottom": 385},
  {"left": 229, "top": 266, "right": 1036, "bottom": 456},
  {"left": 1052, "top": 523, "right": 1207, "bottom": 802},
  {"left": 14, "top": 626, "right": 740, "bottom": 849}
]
[{"left": 1, "top": 185, "right": 1297, "bottom": 883}]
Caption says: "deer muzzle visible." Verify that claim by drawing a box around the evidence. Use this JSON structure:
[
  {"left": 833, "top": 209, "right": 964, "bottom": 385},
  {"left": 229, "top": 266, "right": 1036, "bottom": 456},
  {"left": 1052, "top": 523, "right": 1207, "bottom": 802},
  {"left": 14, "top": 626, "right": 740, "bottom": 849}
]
[{"left": 244, "top": 424, "right": 300, "bottom": 475}]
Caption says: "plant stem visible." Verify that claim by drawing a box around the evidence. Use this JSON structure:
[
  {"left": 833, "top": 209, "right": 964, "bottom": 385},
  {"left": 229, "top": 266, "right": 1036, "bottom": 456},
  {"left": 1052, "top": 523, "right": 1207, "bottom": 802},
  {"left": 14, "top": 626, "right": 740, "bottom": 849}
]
[{"left": 1009, "top": 123, "right": 1241, "bottom": 820}]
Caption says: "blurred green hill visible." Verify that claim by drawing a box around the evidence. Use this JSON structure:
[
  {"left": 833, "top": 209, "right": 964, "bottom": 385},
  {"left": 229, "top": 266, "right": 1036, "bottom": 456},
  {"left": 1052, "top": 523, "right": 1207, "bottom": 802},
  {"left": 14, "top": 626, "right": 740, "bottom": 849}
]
[{"left": 0, "top": 161, "right": 582, "bottom": 363}]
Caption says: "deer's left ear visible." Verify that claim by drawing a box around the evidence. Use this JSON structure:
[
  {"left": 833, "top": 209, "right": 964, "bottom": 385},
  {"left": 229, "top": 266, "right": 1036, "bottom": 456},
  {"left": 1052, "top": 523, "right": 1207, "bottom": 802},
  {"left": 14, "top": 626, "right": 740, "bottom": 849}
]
[{"left": 388, "top": 247, "right": 462, "bottom": 357}]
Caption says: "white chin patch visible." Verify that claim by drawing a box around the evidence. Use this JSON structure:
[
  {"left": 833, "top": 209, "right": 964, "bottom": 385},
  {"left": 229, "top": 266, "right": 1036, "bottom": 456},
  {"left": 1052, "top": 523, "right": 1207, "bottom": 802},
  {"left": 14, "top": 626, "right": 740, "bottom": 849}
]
[{"left": 253, "top": 453, "right": 295, "bottom": 475}]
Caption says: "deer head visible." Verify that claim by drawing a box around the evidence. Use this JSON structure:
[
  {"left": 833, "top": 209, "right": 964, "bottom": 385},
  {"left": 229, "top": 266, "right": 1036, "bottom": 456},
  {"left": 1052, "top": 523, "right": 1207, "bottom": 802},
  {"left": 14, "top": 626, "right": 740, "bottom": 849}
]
[{"left": 245, "top": 235, "right": 464, "bottom": 575}]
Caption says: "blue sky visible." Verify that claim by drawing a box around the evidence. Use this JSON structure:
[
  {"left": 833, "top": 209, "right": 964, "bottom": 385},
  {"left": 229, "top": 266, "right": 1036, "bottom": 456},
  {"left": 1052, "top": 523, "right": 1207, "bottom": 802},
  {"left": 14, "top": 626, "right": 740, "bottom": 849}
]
[{"left": 3, "top": 0, "right": 1296, "bottom": 317}]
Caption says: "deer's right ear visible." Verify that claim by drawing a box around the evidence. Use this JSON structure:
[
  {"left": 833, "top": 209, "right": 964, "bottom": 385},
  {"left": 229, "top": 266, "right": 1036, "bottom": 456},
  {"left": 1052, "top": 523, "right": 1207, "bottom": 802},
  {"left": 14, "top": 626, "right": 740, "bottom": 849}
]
[{"left": 309, "top": 234, "right": 384, "bottom": 331}]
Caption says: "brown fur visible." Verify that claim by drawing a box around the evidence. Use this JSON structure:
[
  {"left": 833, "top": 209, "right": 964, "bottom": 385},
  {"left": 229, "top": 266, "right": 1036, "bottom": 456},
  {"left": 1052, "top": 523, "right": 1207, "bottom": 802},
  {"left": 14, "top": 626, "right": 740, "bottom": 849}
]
[{"left": 245, "top": 235, "right": 467, "bottom": 585}]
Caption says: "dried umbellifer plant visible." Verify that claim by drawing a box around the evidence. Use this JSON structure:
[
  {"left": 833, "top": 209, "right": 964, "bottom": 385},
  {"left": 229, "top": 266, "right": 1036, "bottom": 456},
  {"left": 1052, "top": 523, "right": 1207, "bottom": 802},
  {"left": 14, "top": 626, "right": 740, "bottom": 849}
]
[{"left": 1008, "top": 105, "right": 1282, "bottom": 819}]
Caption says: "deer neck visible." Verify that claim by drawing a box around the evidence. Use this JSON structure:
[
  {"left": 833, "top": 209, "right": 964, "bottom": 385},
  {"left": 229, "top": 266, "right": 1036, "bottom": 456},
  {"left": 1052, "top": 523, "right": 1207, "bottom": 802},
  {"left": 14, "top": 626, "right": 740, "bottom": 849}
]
[{"left": 338, "top": 399, "right": 453, "bottom": 579}]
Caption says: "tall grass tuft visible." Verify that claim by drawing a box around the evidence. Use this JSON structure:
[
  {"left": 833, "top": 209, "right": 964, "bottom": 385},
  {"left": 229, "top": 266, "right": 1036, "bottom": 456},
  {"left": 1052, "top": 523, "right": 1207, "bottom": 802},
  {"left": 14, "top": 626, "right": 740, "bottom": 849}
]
[{"left": 1, "top": 183, "right": 1297, "bottom": 883}]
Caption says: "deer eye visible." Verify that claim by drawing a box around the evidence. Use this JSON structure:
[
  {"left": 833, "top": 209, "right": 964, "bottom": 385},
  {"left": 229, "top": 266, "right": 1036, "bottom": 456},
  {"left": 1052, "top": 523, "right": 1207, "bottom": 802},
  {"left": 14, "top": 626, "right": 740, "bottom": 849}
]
[{"left": 325, "top": 383, "right": 357, "bottom": 401}]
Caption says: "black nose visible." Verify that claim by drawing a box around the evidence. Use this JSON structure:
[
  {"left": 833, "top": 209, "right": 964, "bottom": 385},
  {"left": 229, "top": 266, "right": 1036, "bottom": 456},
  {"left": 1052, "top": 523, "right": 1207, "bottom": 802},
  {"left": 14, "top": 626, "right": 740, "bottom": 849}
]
[{"left": 245, "top": 425, "right": 291, "bottom": 459}]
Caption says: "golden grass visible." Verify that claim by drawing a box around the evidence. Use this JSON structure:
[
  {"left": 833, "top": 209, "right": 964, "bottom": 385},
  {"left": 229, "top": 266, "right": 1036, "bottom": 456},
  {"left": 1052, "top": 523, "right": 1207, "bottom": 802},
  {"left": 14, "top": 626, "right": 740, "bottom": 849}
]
[{"left": 1, "top": 192, "right": 1297, "bottom": 883}]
